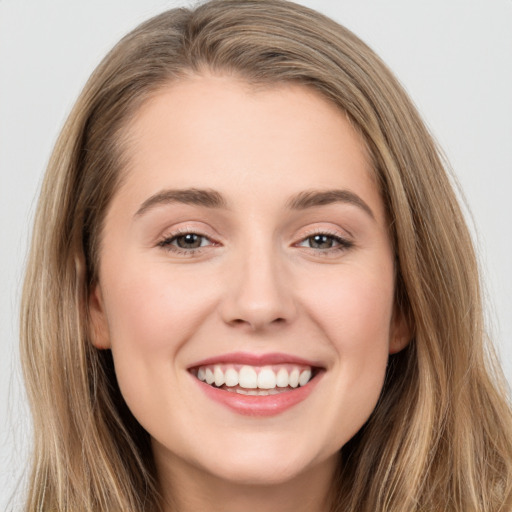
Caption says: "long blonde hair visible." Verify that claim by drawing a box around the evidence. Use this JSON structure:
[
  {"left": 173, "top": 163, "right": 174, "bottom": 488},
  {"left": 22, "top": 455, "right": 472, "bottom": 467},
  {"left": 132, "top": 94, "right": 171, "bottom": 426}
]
[{"left": 20, "top": 1, "right": 512, "bottom": 510}]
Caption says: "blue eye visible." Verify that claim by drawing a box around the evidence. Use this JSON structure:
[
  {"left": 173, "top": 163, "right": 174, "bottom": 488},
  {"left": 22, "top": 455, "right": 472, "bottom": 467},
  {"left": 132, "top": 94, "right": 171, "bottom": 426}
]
[{"left": 298, "top": 233, "right": 352, "bottom": 251}]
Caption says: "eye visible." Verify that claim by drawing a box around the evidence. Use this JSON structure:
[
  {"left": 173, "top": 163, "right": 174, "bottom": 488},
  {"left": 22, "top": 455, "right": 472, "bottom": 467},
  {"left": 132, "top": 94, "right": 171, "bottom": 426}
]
[
  {"left": 158, "top": 231, "right": 215, "bottom": 253},
  {"left": 172, "top": 233, "right": 209, "bottom": 249},
  {"left": 303, "top": 234, "right": 337, "bottom": 249},
  {"left": 297, "top": 232, "right": 353, "bottom": 252}
]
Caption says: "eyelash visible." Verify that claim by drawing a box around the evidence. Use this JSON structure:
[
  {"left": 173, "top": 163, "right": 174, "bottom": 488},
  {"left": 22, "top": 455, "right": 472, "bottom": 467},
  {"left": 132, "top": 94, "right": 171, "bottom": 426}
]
[
  {"left": 157, "top": 228, "right": 217, "bottom": 256},
  {"left": 295, "top": 229, "right": 354, "bottom": 255},
  {"left": 157, "top": 228, "right": 353, "bottom": 256}
]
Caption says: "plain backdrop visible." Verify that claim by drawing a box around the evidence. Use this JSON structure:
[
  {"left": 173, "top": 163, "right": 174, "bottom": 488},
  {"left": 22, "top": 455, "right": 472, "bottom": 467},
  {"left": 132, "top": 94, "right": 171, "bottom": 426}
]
[{"left": 1, "top": 0, "right": 511, "bottom": 508}]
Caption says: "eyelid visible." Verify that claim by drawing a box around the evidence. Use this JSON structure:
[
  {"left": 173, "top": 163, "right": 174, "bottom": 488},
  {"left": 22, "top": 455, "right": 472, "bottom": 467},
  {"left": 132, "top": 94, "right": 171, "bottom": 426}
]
[
  {"left": 155, "top": 223, "right": 354, "bottom": 257},
  {"left": 293, "top": 226, "right": 354, "bottom": 253},
  {"left": 295, "top": 224, "right": 352, "bottom": 241},
  {"left": 157, "top": 225, "right": 221, "bottom": 256},
  {"left": 156, "top": 221, "right": 220, "bottom": 243}
]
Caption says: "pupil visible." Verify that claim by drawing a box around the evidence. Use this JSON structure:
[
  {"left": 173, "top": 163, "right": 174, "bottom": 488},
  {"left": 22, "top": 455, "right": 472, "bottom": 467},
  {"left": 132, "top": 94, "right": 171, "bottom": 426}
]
[
  {"left": 177, "top": 234, "right": 201, "bottom": 248},
  {"left": 311, "top": 234, "right": 332, "bottom": 249}
]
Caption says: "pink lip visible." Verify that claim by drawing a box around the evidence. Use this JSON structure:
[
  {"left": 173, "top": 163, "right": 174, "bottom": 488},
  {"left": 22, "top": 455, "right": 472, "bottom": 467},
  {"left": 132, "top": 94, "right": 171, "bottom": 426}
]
[
  {"left": 188, "top": 351, "right": 322, "bottom": 369},
  {"left": 188, "top": 352, "right": 324, "bottom": 417},
  {"left": 193, "top": 374, "right": 322, "bottom": 417}
]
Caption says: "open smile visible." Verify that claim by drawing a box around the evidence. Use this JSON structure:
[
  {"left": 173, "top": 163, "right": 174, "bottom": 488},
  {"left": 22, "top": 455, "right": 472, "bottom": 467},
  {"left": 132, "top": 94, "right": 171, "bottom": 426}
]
[
  {"left": 190, "top": 363, "right": 317, "bottom": 395},
  {"left": 188, "top": 353, "right": 324, "bottom": 416}
]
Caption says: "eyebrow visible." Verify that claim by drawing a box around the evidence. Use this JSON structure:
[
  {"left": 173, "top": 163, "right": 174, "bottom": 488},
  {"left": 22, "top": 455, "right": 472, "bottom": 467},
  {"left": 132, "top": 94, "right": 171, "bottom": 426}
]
[
  {"left": 134, "top": 187, "right": 375, "bottom": 220},
  {"left": 286, "top": 189, "right": 375, "bottom": 220},
  {"left": 135, "top": 188, "right": 228, "bottom": 217}
]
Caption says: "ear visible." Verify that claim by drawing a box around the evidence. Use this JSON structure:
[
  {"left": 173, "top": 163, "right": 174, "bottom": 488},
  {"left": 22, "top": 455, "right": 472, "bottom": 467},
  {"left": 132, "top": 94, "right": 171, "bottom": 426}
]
[
  {"left": 88, "top": 283, "right": 111, "bottom": 349},
  {"left": 389, "top": 306, "right": 412, "bottom": 354}
]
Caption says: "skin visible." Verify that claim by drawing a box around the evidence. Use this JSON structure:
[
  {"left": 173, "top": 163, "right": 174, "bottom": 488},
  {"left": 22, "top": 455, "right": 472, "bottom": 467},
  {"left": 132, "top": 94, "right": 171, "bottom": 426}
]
[{"left": 89, "top": 74, "right": 410, "bottom": 512}]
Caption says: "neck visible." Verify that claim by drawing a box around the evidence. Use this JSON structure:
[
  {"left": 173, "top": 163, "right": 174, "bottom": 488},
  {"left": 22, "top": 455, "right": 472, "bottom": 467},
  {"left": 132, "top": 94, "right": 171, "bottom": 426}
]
[{"left": 155, "top": 450, "right": 338, "bottom": 512}]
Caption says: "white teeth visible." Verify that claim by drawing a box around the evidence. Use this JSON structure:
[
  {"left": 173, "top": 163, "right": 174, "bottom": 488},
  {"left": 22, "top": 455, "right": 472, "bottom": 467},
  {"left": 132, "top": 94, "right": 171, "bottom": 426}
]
[
  {"left": 299, "top": 369, "right": 312, "bottom": 386},
  {"left": 214, "top": 365, "right": 225, "bottom": 387},
  {"left": 205, "top": 368, "right": 215, "bottom": 385},
  {"left": 289, "top": 368, "right": 300, "bottom": 388},
  {"left": 224, "top": 368, "right": 239, "bottom": 387},
  {"left": 276, "top": 367, "right": 289, "bottom": 387},
  {"left": 239, "top": 366, "right": 258, "bottom": 389},
  {"left": 235, "top": 388, "right": 281, "bottom": 396},
  {"left": 194, "top": 363, "right": 316, "bottom": 390},
  {"left": 257, "top": 367, "right": 277, "bottom": 389}
]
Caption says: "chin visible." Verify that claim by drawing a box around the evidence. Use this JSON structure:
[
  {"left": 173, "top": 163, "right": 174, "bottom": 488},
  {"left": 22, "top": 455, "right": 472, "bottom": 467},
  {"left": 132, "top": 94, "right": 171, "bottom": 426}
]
[
  {"left": 203, "top": 456, "right": 313, "bottom": 487},
  {"left": 193, "top": 435, "right": 330, "bottom": 487}
]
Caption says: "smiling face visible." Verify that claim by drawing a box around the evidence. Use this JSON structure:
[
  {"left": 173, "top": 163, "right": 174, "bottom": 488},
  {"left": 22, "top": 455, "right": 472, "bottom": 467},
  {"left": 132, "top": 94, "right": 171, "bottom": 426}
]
[{"left": 89, "top": 74, "right": 409, "bottom": 500}]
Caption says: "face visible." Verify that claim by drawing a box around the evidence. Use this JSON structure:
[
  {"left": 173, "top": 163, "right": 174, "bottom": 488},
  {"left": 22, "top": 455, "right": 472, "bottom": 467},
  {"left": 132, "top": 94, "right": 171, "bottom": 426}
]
[{"left": 90, "top": 75, "right": 409, "bottom": 491}]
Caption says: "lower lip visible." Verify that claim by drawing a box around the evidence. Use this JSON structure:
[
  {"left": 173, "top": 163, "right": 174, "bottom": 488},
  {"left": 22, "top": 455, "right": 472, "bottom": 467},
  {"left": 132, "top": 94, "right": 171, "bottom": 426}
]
[{"left": 193, "top": 373, "right": 323, "bottom": 417}]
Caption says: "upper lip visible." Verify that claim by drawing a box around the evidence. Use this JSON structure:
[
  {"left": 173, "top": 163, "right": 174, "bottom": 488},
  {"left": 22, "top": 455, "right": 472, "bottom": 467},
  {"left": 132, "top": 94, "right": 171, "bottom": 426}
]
[{"left": 188, "top": 351, "right": 324, "bottom": 369}]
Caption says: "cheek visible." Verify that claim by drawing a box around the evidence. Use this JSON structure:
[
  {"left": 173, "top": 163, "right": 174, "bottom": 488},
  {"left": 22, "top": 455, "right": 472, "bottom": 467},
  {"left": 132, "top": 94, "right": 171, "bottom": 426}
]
[
  {"left": 298, "top": 263, "right": 394, "bottom": 435},
  {"left": 103, "top": 262, "right": 218, "bottom": 353},
  {"left": 301, "top": 262, "right": 395, "bottom": 352},
  {"left": 100, "top": 262, "right": 221, "bottom": 431}
]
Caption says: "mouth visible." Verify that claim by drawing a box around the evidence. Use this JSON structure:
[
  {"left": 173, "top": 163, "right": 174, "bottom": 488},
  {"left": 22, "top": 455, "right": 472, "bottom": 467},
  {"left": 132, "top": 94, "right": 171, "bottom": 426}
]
[
  {"left": 188, "top": 353, "right": 324, "bottom": 416},
  {"left": 189, "top": 363, "right": 320, "bottom": 396}
]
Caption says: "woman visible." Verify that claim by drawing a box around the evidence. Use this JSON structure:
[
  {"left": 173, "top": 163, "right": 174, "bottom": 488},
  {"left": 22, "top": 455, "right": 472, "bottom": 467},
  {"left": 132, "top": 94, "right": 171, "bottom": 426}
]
[{"left": 20, "top": 0, "right": 512, "bottom": 510}]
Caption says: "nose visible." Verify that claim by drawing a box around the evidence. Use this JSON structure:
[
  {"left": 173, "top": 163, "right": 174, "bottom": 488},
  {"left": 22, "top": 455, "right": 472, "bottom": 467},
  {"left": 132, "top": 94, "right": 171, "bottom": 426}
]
[{"left": 219, "top": 244, "right": 297, "bottom": 331}]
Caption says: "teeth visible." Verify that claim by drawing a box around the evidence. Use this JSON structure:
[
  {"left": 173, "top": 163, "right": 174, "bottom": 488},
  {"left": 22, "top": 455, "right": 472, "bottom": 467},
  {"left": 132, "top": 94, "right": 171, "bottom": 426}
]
[
  {"left": 257, "top": 367, "right": 276, "bottom": 389},
  {"left": 193, "top": 363, "right": 315, "bottom": 391},
  {"left": 205, "top": 368, "right": 215, "bottom": 385},
  {"left": 239, "top": 366, "right": 258, "bottom": 389},
  {"left": 289, "top": 368, "right": 300, "bottom": 388},
  {"left": 276, "top": 368, "right": 289, "bottom": 387},
  {"left": 299, "top": 369, "right": 312, "bottom": 386},
  {"left": 224, "top": 368, "right": 239, "bottom": 387},
  {"left": 214, "top": 365, "right": 225, "bottom": 387},
  {"left": 235, "top": 388, "right": 281, "bottom": 396}
]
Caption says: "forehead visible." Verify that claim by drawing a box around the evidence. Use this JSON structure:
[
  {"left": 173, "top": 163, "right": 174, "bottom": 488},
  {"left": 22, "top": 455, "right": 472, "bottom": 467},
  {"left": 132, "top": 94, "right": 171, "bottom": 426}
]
[{"left": 116, "top": 74, "right": 384, "bottom": 220}]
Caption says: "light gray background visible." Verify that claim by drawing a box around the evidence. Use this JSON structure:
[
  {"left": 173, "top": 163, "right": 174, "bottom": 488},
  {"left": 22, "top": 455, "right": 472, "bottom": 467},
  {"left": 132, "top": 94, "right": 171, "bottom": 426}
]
[{"left": 1, "top": 0, "right": 511, "bottom": 508}]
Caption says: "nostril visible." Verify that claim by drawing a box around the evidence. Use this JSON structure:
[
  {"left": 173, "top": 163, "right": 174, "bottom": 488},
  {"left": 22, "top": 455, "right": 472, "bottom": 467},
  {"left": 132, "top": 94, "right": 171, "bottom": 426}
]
[{"left": 228, "top": 316, "right": 287, "bottom": 329}]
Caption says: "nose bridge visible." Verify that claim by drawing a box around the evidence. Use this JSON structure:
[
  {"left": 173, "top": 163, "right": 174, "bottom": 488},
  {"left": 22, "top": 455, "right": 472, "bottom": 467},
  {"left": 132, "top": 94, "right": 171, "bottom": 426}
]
[{"left": 221, "top": 230, "right": 295, "bottom": 329}]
